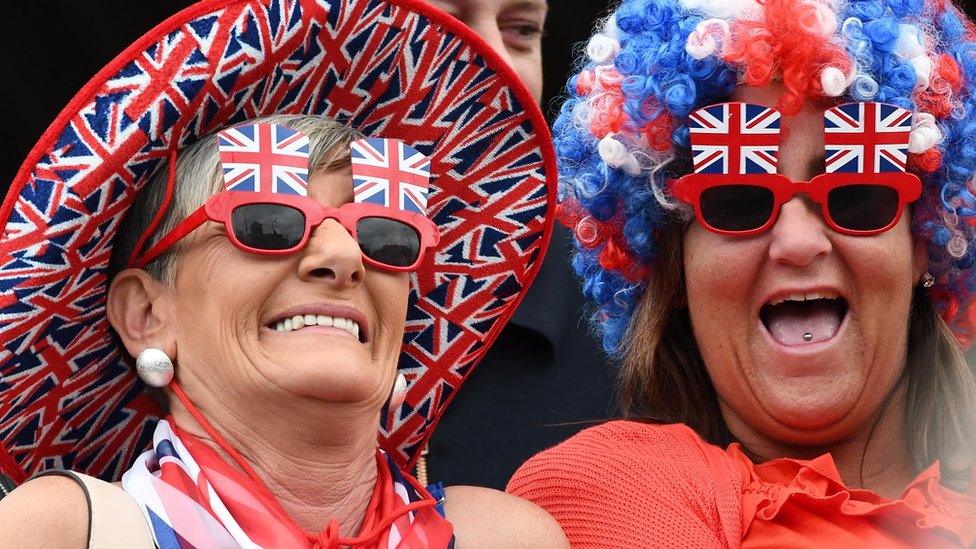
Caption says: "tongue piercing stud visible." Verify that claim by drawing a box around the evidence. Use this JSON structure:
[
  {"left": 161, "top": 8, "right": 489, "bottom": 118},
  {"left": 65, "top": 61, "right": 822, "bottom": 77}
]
[{"left": 803, "top": 333, "right": 813, "bottom": 342}]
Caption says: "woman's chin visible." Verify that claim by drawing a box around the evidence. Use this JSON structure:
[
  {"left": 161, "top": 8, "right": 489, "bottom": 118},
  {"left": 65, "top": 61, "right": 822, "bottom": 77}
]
[
  {"left": 749, "top": 380, "right": 865, "bottom": 440},
  {"left": 255, "top": 360, "right": 387, "bottom": 404},
  {"left": 742, "top": 320, "right": 874, "bottom": 435}
]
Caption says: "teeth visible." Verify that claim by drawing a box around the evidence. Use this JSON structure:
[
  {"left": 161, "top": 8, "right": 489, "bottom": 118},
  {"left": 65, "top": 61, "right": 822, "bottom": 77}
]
[
  {"left": 767, "top": 290, "right": 840, "bottom": 307},
  {"left": 273, "top": 314, "right": 361, "bottom": 339}
]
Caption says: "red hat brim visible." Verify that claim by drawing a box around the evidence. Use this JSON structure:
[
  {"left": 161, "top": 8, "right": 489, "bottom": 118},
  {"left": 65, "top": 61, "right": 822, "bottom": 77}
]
[{"left": 0, "top": 0, "right": 556, "bottom": 482}]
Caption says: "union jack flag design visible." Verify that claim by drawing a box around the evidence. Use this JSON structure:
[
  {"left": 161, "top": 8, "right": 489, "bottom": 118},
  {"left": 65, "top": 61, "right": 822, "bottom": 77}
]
[
  {"left": 218, "top": 123, "right": 310, "bottom": 196},
  {"left": 688, "top": 102, "right": 781, "bottom": 175},
  {"left": 0, "top": 0, "right": 554, "bottom": 484},
  {"left": 351, "top": 137, "right": 430, "bottom": 214},
  {"left": 824, "top": 102, "right": 913, "bottom": 174}
]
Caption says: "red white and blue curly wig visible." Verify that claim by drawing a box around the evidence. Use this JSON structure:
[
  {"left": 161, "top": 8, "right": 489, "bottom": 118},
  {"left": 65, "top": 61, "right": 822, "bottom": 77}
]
[{"left": 556, "top": 0, "right": 976, "bottom": 355}]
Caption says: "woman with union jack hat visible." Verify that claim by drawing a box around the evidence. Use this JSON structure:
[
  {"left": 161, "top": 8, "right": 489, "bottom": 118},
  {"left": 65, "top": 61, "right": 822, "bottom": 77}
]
[
  {"left": 508, "top": 0, "right": 976, "bottom": 546},
  {"left": 0, "top": 0, "right": 569, "bottom": 546}
]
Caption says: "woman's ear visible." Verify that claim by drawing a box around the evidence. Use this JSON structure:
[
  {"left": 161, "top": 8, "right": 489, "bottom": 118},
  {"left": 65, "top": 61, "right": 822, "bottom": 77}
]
[
  {"left": 106, "top": 269, "right": 177, "bottom": 360},
  {"left": 912, "top": 235, "right": 930, "bottom": 285}
]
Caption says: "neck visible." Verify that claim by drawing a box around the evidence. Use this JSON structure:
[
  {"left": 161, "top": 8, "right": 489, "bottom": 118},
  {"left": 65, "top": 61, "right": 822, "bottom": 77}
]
[
  {"left": 724, "top": 386, "right": 916, "bottom": 499},
  {"left": 167, "top": 379, "right": 383, "bottom": 537}
]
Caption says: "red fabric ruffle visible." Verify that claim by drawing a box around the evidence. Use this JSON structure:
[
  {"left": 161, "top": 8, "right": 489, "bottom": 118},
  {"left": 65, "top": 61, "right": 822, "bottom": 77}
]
[{"left": 730, "top": 444, "right": 976, "bottom": 547}]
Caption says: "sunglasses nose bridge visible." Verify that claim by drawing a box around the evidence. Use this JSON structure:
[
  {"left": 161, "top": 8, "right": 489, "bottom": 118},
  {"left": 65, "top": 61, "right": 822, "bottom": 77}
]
[
  {"left": 778, "top": 178, "right": 833, "bottom": 213},
  {"left": 767, "top": 193, "right": 834, "bottom": 266},
  {"left": 308, "top": 215, "right": 354, "bottom": 243},
  {"left": 781, "top": 178, "right": 815, "bottom": 201},
  {"left": 304, "top": 201, "right": 358, "bottom": 237},
  {"left": 299, "top": 216, "right": 367, "bottom": 285},
  {"left": 774, "top": 191, "right": 831, "bottom": 232}
]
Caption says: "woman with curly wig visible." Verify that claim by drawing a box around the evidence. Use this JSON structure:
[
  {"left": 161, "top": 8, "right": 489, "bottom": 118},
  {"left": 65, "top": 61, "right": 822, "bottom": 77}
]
[{"left": 508, "top": 0, "right": 976, "bottom": 546}]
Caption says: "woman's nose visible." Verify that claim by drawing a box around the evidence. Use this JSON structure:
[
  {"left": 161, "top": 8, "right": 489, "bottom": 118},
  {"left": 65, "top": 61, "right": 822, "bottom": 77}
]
[
  {"left": 297, "top": 220, "right": 365, "bottom": 288},
  {"left": 767, "top": 196, "right": 833, "bottom": 267}
]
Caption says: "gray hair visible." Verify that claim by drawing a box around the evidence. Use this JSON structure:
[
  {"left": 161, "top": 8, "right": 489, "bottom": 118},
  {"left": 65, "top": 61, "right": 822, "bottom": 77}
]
[{"left": 109, "top": 114, "right": 362, "bottom": 283}]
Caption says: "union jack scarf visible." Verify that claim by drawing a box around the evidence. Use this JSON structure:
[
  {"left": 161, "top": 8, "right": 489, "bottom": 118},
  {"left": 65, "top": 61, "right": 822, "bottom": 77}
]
[{"left": 121, "top": 419, "right": 454, "bottom": 548}]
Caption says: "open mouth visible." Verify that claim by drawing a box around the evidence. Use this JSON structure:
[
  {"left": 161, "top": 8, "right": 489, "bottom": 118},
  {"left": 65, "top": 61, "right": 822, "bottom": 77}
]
[
  {"left": 267, "top": 314, "right": 366, "bottom": 343},
  {"left": 759, "top": 292, "right": 849, "bottom": 346}
]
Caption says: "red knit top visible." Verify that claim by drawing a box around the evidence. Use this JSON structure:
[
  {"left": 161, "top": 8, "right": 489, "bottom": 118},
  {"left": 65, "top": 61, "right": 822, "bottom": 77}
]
[{"left": 507, "top": 421, "right": 976, "bottom": 548}]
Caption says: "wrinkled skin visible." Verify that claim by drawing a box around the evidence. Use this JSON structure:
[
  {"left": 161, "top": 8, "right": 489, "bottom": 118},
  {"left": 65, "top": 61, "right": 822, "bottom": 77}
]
[{"left": 112, "top": 167, "right": 410, "bottom": 422}]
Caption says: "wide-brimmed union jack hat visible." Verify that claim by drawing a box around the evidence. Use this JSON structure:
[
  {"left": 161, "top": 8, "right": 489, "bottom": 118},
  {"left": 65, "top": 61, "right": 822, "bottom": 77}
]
[{"left": 0, "top": 0, "right": 555, "bottom": 483}]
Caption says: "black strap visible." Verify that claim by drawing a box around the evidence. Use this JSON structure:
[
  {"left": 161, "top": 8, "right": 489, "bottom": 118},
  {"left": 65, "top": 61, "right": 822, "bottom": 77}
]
[{"left": 0, "top": 472, "right": 17, "bottom": 500}]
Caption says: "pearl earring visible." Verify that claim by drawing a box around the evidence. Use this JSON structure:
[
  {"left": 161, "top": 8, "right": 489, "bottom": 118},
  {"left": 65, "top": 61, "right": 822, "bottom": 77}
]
[{"left": 136, "top": 348, "right": 174, "bottom": 387}]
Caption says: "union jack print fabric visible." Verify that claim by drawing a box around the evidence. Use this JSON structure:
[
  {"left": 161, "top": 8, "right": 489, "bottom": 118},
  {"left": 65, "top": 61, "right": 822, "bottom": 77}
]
[
  {"left": 0, "top": 0, "right": 554, "bottom": 483},
  {"left": 218, "top": 123, "right": 311, "bottom": 196},
  {"left": 688, "top": 102, "right": 782, "bottom": 175},
  {"left": 122, "top": 419, "right": 454, "bottom": 548},
  {"left": 352, "top": 138, "right": 430, "bottom": 214},
  {"left": 824, "top": 101, "right": 913, "bottom": 174}
]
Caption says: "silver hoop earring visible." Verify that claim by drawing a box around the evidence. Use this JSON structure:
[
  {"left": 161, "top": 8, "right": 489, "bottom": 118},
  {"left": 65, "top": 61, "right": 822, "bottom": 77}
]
[
  {"left": 136, "top": 348, "right": 174, "bottom": 387},
  {"left": 387, "top": 372, "right": 407, "bottom": 412},
  {"left": 921, "top": 272, "right": 935, "bottom": 288}
]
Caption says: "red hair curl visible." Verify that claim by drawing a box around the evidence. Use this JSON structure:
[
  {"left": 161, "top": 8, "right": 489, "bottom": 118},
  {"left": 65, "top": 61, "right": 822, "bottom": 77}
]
[
  {"left": 909, "top": 149, "right": 943, "bottom": 173},
  {"left": 916, "top": 54, "right": 964, "bottom": 119},
  {"left": 723, "top": 0, "right": 852, "bottom": 115}
]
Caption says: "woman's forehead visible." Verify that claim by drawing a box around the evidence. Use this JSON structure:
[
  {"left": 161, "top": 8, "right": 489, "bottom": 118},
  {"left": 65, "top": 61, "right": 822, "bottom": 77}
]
[
  {"left": 731, "top": 84, "right": 826, "bottom": 180},
  {"left": 306, "top": 166, "right": 355, "bottom": 206}
]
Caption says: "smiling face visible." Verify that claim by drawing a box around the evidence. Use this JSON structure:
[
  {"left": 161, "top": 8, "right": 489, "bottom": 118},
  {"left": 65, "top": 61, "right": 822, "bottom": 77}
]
[
  {"left": 682, "top": 84, "right": 928, "bottom": 447},
  {"left": 426, "top": 0, "right": 546, "bottom": 104},
  {"left": 160, "top": 166, "right": 410, "bottom": 409}
]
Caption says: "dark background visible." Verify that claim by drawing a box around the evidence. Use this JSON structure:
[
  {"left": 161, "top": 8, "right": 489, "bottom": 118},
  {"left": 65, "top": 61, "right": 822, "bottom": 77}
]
[{"left": 0, "top": 1, "right": 612, "bottom": 187}]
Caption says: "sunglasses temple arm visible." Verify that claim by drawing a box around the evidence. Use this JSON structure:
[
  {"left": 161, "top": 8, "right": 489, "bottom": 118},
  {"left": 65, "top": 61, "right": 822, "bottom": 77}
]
[
  {"left": 126, "top": 150, "right": 179, "bottom": 268},
  {"left": 130, "top": 207, "right": 210, "bottom": 269}
]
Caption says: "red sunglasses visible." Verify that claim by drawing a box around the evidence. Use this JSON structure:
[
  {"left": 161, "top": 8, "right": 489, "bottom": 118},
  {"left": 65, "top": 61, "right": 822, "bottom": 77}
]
[
  {"left": 134, "top": 191, "right": 440, "bottom": 271},
  {"left": 673, "top": 171, "right": 922, "bottom": 236}
]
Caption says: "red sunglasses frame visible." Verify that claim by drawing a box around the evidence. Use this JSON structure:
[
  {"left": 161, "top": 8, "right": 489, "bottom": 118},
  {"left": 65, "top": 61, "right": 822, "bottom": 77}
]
[
  {"left": 673, "top": 171, "right": 922, "bottom": 237},
  {"left": 133, "top": 191, "right": 441, "bottom": 271}
]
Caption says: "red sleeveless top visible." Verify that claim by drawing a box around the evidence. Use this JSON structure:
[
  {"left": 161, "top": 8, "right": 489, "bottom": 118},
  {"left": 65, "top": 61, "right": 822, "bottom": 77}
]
[{"left": 507, "top": 421, "right": 975, "bottom": 548}]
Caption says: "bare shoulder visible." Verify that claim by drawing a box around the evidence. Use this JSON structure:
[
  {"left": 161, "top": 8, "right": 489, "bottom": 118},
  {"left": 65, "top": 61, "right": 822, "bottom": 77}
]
[
  {"left": 0, "top": 474, "right": 89, "bottom": 548},
  {"left": 444, "top": 485, "right": 569, "bottom": 548}
]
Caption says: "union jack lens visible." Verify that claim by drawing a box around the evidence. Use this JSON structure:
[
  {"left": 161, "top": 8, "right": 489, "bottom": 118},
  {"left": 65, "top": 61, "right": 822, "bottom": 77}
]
[{"left": 229, "top": 204, "right": 421, "bottom": 266}]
